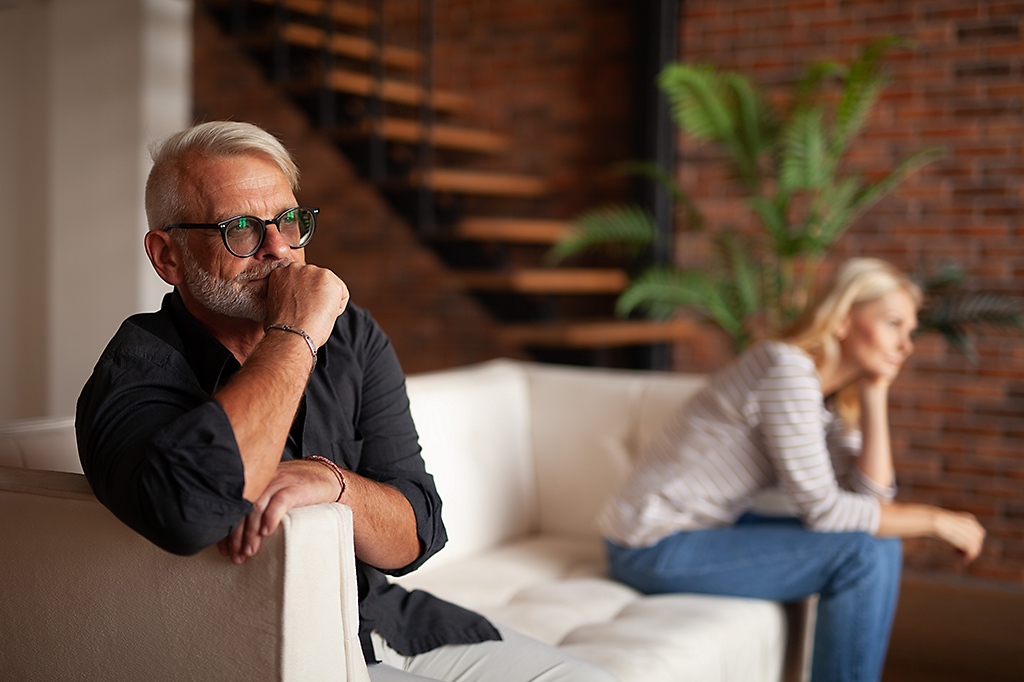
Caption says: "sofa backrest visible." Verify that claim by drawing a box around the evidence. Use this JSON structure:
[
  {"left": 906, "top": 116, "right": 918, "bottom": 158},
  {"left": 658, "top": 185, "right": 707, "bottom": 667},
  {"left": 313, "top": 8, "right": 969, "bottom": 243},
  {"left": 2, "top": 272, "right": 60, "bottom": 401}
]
[
  {"left": 405, "top": 360, "right": 538, "bottom": 568},
  {"left": 0, "top": 466, "right": 368, "bottom": 682},
  {"left": 0, "top": 416, "right": 80, "bottom": 473},
  {"left": 405, "top": 359, "right": 707, "bottom": 564},
  {"left": 525, "top": 363, "right": 706, "bottom": 540}
]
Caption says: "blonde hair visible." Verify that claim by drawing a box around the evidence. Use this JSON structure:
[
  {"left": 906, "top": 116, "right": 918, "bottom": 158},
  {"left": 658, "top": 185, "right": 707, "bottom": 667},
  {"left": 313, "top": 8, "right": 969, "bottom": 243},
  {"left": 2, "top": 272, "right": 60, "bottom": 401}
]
[
  {"left": 780, "top": 257, "right": 921, "bottom": 428},
  {"left": 144, "top": 121, "right": 300, "bottom": 232}
]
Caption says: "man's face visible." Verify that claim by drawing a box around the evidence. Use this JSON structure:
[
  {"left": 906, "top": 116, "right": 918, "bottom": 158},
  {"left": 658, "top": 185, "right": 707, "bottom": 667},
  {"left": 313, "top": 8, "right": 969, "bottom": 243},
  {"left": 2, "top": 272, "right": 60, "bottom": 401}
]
[{"left": 176, "top": 154, "right": 305, "bottom": 323}]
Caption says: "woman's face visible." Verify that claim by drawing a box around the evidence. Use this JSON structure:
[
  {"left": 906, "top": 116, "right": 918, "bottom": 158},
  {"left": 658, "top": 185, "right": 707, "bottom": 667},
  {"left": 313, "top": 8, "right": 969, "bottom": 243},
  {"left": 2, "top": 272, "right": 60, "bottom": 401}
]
[{"left": 837, "top": 288, "right": 918, "bottom": 381}]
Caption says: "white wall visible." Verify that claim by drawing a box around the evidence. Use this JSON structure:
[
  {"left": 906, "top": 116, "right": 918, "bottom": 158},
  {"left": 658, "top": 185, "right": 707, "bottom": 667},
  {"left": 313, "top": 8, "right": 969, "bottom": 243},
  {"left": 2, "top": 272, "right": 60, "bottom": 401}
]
[{"left": 0, "top": 0, "right": 191, "bottom": 420}]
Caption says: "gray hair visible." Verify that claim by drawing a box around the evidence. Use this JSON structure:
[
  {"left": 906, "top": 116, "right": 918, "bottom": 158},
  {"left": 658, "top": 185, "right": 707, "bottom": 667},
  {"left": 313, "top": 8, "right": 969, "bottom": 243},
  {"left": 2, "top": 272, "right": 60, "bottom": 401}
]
[{"left": 144, "top": 121, "right": 300, "bottom": 232}]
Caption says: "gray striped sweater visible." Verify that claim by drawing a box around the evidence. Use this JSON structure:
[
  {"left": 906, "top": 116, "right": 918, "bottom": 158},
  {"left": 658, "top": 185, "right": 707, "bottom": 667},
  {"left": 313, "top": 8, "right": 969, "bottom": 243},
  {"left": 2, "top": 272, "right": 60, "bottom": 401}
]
[{"left": 600, "top": 341, "right": 895, "bottom": 548}]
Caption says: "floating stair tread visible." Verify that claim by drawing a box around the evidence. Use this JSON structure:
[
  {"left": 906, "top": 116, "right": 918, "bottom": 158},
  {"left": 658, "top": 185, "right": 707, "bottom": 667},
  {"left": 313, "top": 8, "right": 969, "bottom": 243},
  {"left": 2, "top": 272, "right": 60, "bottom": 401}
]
[
  {"left": 499, "top": 318, "right": 699, "bottom": 348},
  {"left": 326, "top": 69, "right": 471, "bottom": 113},
  {"left": 249, "top": 0, "right": 374, "bottom": 28},
  {"left": 340, "top": 118, "right": 509, "bottom": 153},
  {"left": 450, "top": 218, "right": 570, "bottom": 243},
  {"left": 411, "top": 169, "right": 548, "bottom": 197},
  {"left": 453, "top": 268, "right": 628, "bottom": 294},
  {"left": 282, "top": 23, "right": 421, "bottom": 70}
]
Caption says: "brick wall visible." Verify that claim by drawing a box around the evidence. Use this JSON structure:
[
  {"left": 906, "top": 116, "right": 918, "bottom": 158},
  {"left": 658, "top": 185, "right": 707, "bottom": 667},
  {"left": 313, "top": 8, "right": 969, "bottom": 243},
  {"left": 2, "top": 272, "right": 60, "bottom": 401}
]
[
  {"left": 677, "top": 0, "right": 1024, "bottom": 582},
  {"left": 194, "top": 0, "right": 1023, "bottom": 583},
  {"left": 192, "top": 8, "right": 524, "bottom": 373}
]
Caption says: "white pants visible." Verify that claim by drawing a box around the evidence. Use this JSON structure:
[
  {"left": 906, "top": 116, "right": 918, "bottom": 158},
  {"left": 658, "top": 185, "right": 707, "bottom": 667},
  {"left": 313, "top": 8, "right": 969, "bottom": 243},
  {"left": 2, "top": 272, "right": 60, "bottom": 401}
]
[{"left": 367, "top": 624, "right": 620, "bottom": 682}]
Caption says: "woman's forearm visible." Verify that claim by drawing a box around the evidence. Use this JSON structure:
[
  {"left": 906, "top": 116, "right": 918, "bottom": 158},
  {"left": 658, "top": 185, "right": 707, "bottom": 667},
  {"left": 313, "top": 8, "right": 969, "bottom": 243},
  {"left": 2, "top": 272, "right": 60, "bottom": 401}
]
[
  {"left": 877, "top": 502, "right": 986, "bottom": 561},
  {"left": 856, "top": 379, "right": 895, "bottom": 489}
]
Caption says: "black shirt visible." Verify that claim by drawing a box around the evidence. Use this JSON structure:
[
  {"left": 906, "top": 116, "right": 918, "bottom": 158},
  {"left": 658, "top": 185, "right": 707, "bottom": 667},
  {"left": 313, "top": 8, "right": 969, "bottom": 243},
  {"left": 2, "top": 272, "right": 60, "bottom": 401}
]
[{"left": 76, "top": 290, "right": 499, "bottom": 662}]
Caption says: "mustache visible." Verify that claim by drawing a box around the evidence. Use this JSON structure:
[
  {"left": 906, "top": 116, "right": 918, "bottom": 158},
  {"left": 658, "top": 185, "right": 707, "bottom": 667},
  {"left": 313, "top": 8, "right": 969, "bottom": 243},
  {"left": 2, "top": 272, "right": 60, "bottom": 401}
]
[{"left": 235, "top": 260, "right": 290, "bottom": 283}]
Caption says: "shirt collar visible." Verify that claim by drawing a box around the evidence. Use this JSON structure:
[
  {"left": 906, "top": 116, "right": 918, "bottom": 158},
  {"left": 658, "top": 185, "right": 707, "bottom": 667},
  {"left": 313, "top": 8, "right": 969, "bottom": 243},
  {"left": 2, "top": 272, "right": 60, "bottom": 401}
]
[{"left": 165, "top": 289, "right": 240, "bottom": 395}]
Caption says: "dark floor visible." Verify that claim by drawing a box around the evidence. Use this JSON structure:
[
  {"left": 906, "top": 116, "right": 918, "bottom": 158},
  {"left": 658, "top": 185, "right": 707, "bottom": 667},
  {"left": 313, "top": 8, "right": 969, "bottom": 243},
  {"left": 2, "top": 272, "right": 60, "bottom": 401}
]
[{"left": 880, "top": 573, "right": 1024, "bottom": 682}]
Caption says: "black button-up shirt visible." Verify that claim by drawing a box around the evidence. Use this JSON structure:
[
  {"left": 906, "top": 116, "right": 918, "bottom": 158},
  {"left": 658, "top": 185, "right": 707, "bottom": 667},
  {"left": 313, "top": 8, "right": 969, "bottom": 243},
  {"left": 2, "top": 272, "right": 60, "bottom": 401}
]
[{"left": 76, "top": 290, "right": 499, "bottom": 662}]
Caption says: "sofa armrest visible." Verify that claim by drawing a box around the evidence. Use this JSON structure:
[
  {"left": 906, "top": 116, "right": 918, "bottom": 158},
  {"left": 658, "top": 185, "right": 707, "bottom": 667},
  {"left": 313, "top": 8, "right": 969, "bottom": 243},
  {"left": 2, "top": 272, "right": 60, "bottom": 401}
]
[{"left": 0, "top": 466, "right": 369, "bottom": 682}]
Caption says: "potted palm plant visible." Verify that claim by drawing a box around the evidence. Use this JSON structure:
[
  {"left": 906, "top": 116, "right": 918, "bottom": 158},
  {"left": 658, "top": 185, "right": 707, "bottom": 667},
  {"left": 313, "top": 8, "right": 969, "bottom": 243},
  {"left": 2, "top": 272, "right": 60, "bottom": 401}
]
[{"left": 551, "top": 38, "right": 1019, "bottom": 356}]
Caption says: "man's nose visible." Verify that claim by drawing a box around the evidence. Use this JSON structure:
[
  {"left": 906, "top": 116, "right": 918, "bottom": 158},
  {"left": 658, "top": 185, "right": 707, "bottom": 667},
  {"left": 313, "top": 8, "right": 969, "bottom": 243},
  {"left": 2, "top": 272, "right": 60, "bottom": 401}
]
[{"left": 256, "top": 220, "right": 293, "bottom": 258}]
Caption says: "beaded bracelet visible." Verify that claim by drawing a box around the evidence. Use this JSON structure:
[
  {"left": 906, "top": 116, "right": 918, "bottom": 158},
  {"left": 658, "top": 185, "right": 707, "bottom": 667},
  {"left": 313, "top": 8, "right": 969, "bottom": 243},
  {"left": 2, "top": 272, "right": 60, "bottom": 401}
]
[
  {"left": 265, "top": 323, "right": 317, "bottom": 372},
  {"left": 305, "top": 455, "right": 346, "bottom": 502}
]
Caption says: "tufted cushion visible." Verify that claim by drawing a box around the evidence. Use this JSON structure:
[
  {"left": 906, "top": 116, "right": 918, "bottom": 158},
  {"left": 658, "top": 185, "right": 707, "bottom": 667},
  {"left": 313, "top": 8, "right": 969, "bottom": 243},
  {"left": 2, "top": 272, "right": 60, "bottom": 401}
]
[{"left": 393, "top": 535, "right": 787, "bottom": 682}]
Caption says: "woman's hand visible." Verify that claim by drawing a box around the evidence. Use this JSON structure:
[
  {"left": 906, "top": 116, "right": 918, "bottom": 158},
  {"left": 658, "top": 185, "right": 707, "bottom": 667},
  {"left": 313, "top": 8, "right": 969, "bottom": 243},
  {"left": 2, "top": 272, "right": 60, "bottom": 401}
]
[{"left": 932, "top": 508, "right": 987, "bottom": 563}]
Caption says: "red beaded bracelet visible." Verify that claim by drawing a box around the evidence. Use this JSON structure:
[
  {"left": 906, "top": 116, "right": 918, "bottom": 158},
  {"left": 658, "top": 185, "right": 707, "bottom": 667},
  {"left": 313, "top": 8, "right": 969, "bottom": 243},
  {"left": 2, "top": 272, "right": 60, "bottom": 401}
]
[{"left": 305, "top": 455, "right": 346, "bottom": 502}]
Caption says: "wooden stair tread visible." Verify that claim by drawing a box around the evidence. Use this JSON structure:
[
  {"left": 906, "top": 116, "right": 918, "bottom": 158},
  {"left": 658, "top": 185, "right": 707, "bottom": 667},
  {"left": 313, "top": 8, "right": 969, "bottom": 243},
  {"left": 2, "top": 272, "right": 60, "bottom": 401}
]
[
  {"left": 326, "top": 69, "right": 471, "bottom": 113},
  {"left": 499, "top": 318, "right": 699, "bottom": 348},
  {"left": 449, "top": 218, "right": 570, "bottom": 243},
  {"left": 339, "top": 118, "right": 509, "bottom": 153},
  {"left": 453, "top": 268, "right": 628, "bottom": 294},
  {"left": 249, "top": 0, "right": 374, "bottom": 28},
  {"left": 410, "top": 168, "right": 548, "bottom": 197},
  {"left": 281, "top": 23, "right": 421, "bottom": 70}
]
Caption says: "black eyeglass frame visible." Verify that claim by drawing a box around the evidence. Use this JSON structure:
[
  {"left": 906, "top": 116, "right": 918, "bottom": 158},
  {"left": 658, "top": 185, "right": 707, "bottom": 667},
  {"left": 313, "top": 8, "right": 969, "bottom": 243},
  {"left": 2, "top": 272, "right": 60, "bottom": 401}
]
[{"left": 163, "top": 206, "right": 320, "bottom": 258}]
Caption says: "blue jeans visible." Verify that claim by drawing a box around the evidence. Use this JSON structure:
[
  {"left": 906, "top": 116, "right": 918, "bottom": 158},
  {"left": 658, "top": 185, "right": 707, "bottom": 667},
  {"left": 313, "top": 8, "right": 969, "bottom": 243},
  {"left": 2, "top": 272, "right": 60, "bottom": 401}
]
[{"left": 606, "top": 514, "right": 902, "bottom": 682}]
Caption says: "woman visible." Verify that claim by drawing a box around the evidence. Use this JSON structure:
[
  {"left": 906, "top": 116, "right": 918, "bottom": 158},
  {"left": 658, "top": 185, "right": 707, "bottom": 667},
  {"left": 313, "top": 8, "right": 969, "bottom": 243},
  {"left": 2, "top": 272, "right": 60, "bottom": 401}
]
[{"left": 598, "top": 258, "right": 985, "bottom": 682}]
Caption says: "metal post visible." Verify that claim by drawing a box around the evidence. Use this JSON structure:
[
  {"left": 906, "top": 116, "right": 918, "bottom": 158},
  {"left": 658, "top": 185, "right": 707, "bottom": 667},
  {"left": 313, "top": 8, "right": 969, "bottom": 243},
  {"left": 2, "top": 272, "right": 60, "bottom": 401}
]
[
  {"left": 318, "top": 1, "right": 336, "bottom": 130},
  {"left": 637, "top": 0, "right": 680, "bottom": 370},
  {"left": 369, "top": 0, "right": 387, "bottom": 182},
  {"left": 417, "top": 0, "right": 436, "bottom": 235},
  {"left": 272, "top": 0, "right": 290, "bottom": 84},
  {"left": 649, "top": 0, "right": 678, "bottom": 268}
]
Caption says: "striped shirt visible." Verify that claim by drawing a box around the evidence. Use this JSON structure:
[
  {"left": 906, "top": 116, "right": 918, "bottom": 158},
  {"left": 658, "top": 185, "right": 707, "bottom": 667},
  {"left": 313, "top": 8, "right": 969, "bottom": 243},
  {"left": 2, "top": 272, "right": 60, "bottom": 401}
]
[{"left": 599, "top": 341, "right": 895, "bottom": 548}]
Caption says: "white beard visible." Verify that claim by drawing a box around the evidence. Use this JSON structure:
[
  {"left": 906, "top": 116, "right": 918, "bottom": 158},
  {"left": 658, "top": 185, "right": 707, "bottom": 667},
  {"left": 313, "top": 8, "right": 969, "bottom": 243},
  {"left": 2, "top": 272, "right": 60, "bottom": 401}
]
[{"left": 177, "top": 238, "right": 288, "bottom": 323}]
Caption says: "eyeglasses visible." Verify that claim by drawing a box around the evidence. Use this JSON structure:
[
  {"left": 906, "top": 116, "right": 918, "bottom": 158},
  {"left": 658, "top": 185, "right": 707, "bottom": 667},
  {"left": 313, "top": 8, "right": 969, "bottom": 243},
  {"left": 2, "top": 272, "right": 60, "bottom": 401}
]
[{"left": 164, "top": 206, "right": 319, "bottom": 258}]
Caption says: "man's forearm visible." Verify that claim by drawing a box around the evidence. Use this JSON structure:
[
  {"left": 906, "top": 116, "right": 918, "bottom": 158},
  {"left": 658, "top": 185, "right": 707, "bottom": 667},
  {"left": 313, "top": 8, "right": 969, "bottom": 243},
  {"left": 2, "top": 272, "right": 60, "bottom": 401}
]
[
  {"left": 341, "top": 470, "right": 422, "bottom": 569},
  {"left": 216, "top": 330, "right": 314, "bottom": 501}
]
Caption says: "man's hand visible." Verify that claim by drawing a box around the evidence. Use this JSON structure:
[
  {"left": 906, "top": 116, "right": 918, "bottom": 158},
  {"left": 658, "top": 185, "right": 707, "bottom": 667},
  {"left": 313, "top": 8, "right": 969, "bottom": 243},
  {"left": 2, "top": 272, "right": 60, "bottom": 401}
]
[
  {"left": 218, "top": 459, "right": 343, "bottom": 565},
  {"left": 265, "top": 262, "right": 349, "bottom": 348}
]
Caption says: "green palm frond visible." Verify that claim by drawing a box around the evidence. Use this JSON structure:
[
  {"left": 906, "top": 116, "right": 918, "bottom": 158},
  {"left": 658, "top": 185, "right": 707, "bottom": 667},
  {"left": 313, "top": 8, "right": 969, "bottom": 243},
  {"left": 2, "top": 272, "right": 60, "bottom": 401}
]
[
  {"left": 710, "top": 232, "right": 762, "bottom": 320},
  {"left": 547, "top": 205, "right": 656, "bottom": 264},
  {"left": 659, "top": 64, "right": 763, "bottom": 190},
  {"left": 831, "top": 36, "right": 900, "bottom": 157},
  {"left": 616, "top": 267, "right": 712, "bottom": 318},
  {"left": 749, "top": 196, "right": 793, "bottom": 256},
  {"left": 779, "top": 107, "right": 828, "bottom": 195},
  {"left": 851, "top": 147, "right": 946, "bottom": 215},
  {"left": 659, "top": 64, "right": 734, "bottom": 143},
  {"left": 814, "top": 176, "right": 862, "bottom": 248},
  {"left": 615, "top": 160, "right": 704, "bottom": 230},
  {"left": 789, "top": 60, "right": 845, "bottom": 117},
  {"left": 918, "top": 291, "right": 1024, "bottom": 361}
]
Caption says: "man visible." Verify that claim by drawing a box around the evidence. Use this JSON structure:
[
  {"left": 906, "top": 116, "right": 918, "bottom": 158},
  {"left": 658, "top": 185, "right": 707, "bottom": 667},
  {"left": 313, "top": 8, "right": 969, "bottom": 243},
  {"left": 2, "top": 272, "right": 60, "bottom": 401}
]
[{"left": 76, "top": 121, "right": 617, "bottom": 682}]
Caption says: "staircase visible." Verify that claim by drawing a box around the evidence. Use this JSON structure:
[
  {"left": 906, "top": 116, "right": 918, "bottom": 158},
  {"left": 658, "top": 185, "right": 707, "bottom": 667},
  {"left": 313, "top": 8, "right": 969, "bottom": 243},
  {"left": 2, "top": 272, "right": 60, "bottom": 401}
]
[{"left": 205, "top": 0, "right": 696, "bottom": 367}]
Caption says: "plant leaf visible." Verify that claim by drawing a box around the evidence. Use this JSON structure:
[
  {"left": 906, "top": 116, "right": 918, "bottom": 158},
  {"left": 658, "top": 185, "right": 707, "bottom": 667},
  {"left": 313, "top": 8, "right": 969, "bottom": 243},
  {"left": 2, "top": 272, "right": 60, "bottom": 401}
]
[
  {"left": 831, "top": 36, "right": 901, "bottom": 158},
  {"left": 547, "top": 205, "right": 656, "bottom": 264},
  {"left": 852, "top": 147, "right": 946, "bottom": 215},
  {"left": 780, "top": 107, "right": 828, "bottom": 194}
]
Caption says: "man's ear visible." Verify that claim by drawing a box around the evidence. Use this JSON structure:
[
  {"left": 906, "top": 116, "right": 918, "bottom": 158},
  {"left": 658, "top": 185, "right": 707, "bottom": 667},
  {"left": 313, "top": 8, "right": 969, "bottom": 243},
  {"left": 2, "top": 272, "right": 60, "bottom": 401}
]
[{"left": 145, "top": 230, "right": 185, "bottom": 287}]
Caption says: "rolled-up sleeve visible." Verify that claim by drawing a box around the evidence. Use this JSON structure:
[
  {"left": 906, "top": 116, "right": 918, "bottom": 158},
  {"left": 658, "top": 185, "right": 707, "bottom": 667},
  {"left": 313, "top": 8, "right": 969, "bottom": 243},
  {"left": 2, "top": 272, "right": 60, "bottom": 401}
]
[
  {"left": 343, "top": 309, "right": 447, "bottom": 575},
  {"left": 77, "top": 324, "right": 252, "bottom": 556}
]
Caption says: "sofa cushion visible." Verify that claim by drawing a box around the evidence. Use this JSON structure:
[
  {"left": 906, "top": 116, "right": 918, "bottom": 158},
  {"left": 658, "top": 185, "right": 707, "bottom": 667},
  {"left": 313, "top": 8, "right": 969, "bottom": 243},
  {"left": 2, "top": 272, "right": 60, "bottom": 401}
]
[{"left": 393, "top": 533, "right": 786, "bottom": 682}]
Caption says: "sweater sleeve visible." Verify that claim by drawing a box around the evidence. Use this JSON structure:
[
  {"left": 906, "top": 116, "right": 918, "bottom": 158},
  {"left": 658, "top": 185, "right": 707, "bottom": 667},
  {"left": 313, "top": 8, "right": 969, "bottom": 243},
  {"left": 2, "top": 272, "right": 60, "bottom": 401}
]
[{"left": 754, "top": 344, "right": 881, "bottom": 534}]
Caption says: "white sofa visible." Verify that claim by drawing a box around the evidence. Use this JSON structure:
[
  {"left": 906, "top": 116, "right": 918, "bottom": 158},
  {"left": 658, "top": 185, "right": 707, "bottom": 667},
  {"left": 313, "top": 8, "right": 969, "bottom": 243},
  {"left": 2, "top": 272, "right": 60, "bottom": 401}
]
[{"left": 0, "top": 359, "right": 808, "bottom": 682}]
